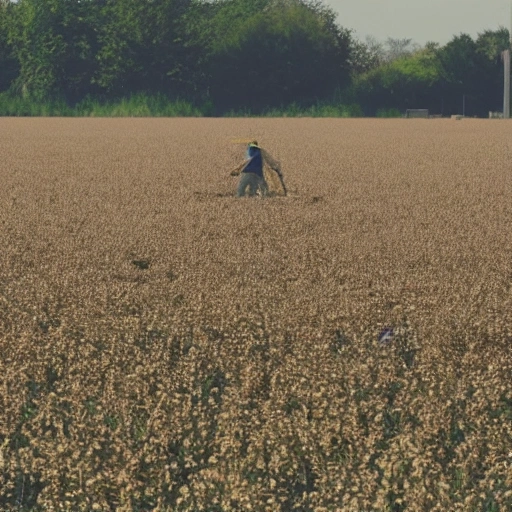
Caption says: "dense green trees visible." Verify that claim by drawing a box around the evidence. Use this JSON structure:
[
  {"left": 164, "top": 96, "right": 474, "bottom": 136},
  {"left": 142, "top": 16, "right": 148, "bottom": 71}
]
[
  {"left": 351, "top": 45, "right": 443, "bottom": 115},
  {"left": 353, "top": 29, "right": 510, "bottom": 116},
  {"left": 1, "top": 0, "right": 353, "bottom": 110},
  {"left": 204, "top": 0, "right": 352, "bottom": 111},
  {"left": 0, "top": 0, "right": 18, "bottom": 92},
  {"left": 93, "top": 0, "right": 202, "bottom": 99},
  {"left": 4, "top": 0, "right": 201, "bottom": 102},
  {"left": 6, "top": 0, "right": 99, "bottom": 100},
  {"left": 0, "top": 0, "right": 510, "bottom": 116}
]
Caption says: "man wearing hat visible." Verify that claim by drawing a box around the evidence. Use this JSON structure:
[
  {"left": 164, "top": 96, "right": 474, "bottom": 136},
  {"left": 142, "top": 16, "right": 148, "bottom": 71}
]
[{"left": 230, "top": 141, "right": 269, "bottom": 198}]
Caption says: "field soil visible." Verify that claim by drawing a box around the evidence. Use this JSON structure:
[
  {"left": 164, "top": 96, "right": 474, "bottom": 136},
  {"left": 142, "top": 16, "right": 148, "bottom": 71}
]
[{"left": 1, "top": 118, "right": 511, "bottom": 511}]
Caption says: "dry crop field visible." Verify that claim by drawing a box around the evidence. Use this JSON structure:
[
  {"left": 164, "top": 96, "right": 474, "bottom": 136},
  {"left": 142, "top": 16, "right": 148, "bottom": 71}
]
[{"left": 1, "top": 118, "right": 512, "bottom": 511}]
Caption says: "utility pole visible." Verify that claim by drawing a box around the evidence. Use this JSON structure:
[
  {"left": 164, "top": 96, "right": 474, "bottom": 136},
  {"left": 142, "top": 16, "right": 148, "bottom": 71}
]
[{"left": 504, "top": 51, "right": 510, "bottom": 118}]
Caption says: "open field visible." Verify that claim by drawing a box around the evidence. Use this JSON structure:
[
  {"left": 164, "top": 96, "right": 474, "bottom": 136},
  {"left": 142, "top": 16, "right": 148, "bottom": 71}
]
[{"left": 1, "top": 118, "right": 512, "bottom": 511}]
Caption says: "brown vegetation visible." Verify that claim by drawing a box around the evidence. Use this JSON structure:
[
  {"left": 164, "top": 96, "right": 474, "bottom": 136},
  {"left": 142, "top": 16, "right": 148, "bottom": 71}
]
[{"left": 0, "top": 118, "right": 511, "bottom": 511}]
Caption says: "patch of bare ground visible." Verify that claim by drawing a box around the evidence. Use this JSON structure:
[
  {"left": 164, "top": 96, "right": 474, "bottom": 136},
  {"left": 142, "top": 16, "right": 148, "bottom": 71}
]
[{"left": 0, "top": 118, "right": 511, "bottom": 510}]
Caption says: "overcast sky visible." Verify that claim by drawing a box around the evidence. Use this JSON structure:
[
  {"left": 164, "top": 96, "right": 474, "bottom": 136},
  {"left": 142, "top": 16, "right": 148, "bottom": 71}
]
[{"left": 328, "top": 0, "right": 511, "bottom": 45}]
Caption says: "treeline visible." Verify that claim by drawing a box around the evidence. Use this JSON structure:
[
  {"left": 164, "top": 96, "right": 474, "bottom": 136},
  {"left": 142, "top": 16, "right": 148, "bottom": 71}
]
[{"left": 0, "top": 0, "right": 510, "bottom": 116}]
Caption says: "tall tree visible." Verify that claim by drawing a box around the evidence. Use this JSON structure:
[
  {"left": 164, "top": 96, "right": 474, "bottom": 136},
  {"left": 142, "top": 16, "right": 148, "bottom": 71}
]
[
  {"left": 0, "top": 0, "right": 19, "bottom": 92},
  {"left": 349, "top": 36, "right": 420, "bottom": 76},
  {"left": 474, "top": 28, "right": 510, "bottom": 114},
  {"left": 349, "top": 35, "right": 385, "bottom": 74},
  {"left": 436, "top": 34, "right": 479, "bottom": 114},
  {"left": 8, "top": 0, "right": 102, "bottom": 101},
  {"left": 383, "top": 37, "right": 420, "bottom": 62},
  {"left": 93, "top": 0, "right": 201, "bottom": 99}
]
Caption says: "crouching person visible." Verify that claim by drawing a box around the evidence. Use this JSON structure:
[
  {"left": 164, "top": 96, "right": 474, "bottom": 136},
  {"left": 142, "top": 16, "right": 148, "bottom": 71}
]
[{"left": 231, "top": 141, "right": 269, "bottom": 197}]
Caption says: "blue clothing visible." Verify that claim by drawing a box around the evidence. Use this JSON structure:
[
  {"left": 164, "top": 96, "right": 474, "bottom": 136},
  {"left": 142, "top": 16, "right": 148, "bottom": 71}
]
[{"left": 243, "top": 146, "right": 263, "bottom": 177}]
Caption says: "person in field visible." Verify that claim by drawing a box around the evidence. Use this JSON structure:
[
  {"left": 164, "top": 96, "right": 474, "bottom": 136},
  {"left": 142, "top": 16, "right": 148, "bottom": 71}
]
[{"left": 230, "top": 141, "right": 269, "bottom": 197}]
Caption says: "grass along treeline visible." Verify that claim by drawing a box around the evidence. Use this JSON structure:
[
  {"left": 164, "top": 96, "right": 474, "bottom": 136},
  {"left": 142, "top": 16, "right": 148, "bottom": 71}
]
[
  {"left": 0, "top": 93, "right": 206, "bottom": 117},
  {"left": 0, "top": 92, "right": 367, "bottom": 118}
]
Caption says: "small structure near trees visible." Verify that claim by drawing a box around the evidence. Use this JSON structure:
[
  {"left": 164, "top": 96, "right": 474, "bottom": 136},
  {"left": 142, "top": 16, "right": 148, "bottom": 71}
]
[{"left": 405, "top": 109, "right": 429, "bottom": 118}]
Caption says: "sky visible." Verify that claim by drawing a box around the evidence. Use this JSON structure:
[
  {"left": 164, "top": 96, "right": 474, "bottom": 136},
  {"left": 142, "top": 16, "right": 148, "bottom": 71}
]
[{"left": 327, "top": 0, "right": 512, "bottom": 45}]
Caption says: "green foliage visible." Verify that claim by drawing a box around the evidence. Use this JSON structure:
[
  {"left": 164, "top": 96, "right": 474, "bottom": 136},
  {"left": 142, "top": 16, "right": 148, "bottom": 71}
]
[
  {"left": 224, "top": 100, "right": 362, "bottom": 117},
  {"left": 475, "top": 27, "right": 510, "bottom": 60},
  {"left": 0, "top": 91, "right": 71, "bottom": 115},
  {"left": 7, "top": 0, "right": 102, "bottom": 101},
  {"left": 0, "top": 91, "right": 204, "bottom": 117},
  {"left": 263, "top": 101, "right": 362, "bottom": 117},
  {"left": 434, "top": 30, "right": 510, "bottom": 116},
  {"left": 376, "top": 107, "right": 402, "bottom": 118},
  {"left": 393, "top": 48, "right": 442, "bottom": 85},
  {"left": 350, "top": 36, "right": 382, "bottom": 74},
  {"left": 350, "top": 28, "right": 511, "bottom": 117},
  {"left": 352, "top": 45, "right": 443, "bottom": 116},
  {"left": 94, "top": 0, "right": 200, "bottom": 99},
  {"left": 0, "top": 1, "right": 19, "bottom": 92},
  {"left": 1, "top": 1, "right": 511, "bottom": 116},
  {"left": 207, "top": 0, "right": 352, "bottom": 111}
]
